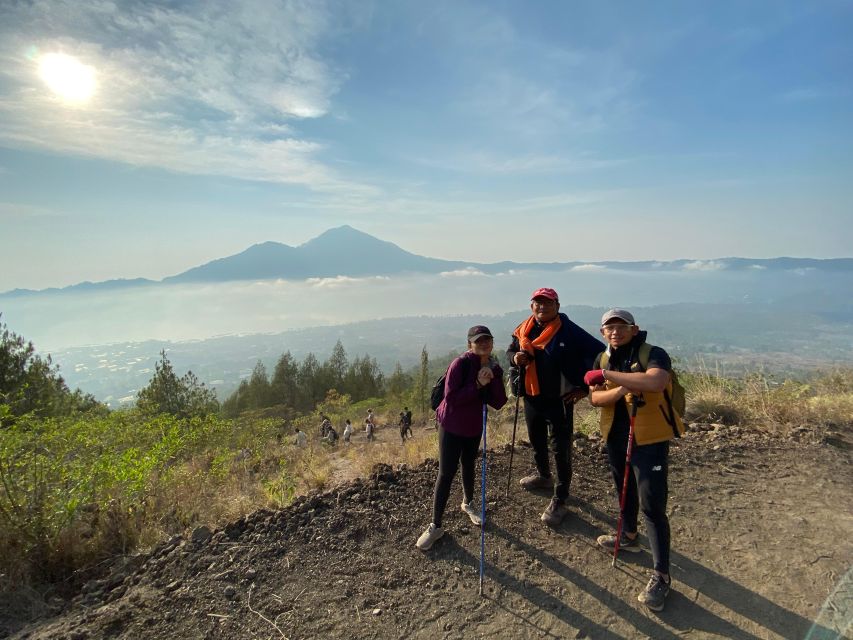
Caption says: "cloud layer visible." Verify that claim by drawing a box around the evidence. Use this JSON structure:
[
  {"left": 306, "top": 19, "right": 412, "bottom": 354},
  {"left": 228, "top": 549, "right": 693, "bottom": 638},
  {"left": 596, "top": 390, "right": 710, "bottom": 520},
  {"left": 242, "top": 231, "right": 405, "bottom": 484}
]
[{"left": 0, "top": 0, "right": 370, "bottom": 191}]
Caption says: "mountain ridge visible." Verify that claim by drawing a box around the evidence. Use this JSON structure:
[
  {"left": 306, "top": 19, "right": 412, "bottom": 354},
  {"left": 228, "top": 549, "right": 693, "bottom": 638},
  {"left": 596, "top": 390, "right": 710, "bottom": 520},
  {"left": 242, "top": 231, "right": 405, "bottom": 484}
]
[{"left": 3, "top": 225, "right": 853, "bottom": 296}]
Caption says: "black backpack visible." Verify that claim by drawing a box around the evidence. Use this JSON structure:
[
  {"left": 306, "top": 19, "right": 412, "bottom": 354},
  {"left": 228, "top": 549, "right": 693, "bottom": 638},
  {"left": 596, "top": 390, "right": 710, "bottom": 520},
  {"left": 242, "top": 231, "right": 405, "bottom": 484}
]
[{"left": 430, "top": 357, "right": 471, "bottom": 411}]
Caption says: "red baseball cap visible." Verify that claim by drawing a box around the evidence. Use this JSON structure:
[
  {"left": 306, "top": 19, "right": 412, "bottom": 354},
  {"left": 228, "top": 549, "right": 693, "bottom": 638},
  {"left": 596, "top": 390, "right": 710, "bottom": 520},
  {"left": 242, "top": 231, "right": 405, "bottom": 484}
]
[{"left": 530, "top": 287, "right": 559, "bottom": 302}]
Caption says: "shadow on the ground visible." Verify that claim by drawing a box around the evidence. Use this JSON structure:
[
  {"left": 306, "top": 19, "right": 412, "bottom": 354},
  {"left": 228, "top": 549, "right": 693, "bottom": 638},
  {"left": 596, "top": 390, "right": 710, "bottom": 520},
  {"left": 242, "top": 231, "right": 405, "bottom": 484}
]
[
  {"left": 491, "top": 520, "right": 761, "bottom": 640},
  {"left": 571, "top": 500, "right": 835, "bottom": 639}
]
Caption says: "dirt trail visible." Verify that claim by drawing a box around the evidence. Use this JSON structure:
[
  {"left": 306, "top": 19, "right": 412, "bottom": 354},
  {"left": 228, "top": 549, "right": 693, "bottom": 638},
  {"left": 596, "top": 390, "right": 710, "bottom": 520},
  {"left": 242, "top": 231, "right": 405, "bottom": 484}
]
[{"left": 7, "top": 425, "right": 852, "bottom": 640}]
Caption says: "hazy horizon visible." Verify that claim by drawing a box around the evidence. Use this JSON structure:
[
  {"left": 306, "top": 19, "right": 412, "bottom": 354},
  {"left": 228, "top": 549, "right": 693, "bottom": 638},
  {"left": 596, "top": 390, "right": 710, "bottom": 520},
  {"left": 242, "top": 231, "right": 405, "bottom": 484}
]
[
  {"left": 1, "top": 2, "right": 851, "bottom": 291},
  {"left": 3, "top": 266, "right": 849, "bottom": 353}
]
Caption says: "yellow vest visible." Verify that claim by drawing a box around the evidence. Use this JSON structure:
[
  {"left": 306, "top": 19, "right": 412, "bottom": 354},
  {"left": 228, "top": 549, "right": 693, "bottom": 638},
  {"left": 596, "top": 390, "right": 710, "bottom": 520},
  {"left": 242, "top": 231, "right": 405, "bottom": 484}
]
[{"left": 599, "top": 382, "right": 684, "bottom": 445}]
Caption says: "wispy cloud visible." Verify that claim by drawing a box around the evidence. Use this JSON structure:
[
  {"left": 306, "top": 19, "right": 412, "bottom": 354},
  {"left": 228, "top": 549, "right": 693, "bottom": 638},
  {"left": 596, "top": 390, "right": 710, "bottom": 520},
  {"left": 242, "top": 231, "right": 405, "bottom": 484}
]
[
  {"left": 306, "top": 275, "right": 391, "bottom": 288},
  {"left": 439, "top": 267, "right": 487, "bottom": 278},
  {"left": 683, "top": 260, "right": 725, "bottom": 272},
  {"left": 570, "top": 264, "right": 607, "bottom": 272},
  {"left": 0, "top": 0, "right": 375, "bottom": 193},
  {"left": 779, "top": 87, "right": 847, "bottom": 103},
  {"left": 408, "top": 149, "right": 624, "bottom": 175},
  {"left": 0, "top": 201, "right": 61, "bottom": 218}
]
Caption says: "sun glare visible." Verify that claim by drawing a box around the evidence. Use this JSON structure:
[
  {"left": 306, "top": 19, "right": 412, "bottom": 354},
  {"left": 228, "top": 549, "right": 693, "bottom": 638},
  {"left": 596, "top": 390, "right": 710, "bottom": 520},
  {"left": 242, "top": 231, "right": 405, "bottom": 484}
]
[{"left": 38, "top": 53, "right": 97, "bottom": 104}]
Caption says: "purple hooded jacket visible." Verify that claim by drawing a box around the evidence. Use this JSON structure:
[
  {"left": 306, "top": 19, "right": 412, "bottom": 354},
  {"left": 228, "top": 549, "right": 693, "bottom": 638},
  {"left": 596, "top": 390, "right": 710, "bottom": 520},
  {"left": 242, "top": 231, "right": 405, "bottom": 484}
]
[{"left": 436, "top": 351, "right": 507, "bottom": 438}]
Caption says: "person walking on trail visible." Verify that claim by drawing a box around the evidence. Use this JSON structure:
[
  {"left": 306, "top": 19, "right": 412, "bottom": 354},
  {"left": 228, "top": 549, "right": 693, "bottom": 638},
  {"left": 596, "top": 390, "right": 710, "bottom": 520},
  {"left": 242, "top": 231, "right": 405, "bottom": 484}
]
[
  {"left": 585, "top": 308, "right": 685, "bottom": 612},
  {"left": 365, "top": 416, "right": 375, "bottom": 442},
  {"left": 342, "top": 419, "right": 353, "bottom": 444},
  {"left": 404, "top": 407, "right": 413, "bottom": 437},
  {"left": 399, "top": 412, "right": 408, "bottom": 444},
  {"left": 507, "top": 287, "right": 603, "bottom": 526},
  {"left": 320, "top": 414, "right": 331, "bottom": 438},
  {"left": 294, "top": 428, "right": 307, "bottom": 448},
  {"left": 416, "top": 325, "right": 507, "bottom": 551},
  {"left": 365, "top": 409, "right": 375, "bottom": 431}
]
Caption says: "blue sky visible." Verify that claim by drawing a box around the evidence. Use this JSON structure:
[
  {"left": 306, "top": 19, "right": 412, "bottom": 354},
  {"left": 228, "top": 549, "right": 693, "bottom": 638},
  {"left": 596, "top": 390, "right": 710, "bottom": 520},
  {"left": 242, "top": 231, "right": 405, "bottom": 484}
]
[{"left": 0, "top": 0, "right": 851, "bottom": 291}]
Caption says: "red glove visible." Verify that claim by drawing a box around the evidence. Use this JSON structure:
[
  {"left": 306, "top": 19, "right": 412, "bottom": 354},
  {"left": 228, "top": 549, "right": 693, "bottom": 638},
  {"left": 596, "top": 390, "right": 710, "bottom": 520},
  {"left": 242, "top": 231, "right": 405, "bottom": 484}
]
[{"left": 584, "top": 369, "right": 606, "bottom": 386}]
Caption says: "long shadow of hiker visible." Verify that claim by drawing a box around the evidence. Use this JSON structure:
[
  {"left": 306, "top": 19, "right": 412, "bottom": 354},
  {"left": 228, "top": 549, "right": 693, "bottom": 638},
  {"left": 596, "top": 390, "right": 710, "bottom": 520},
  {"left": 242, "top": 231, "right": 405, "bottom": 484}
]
[
  {"left": 431, "top": 535, "right": 625, "bottom": 640},
  {"left": 575, "top": 500, "right": 835, "bottom": 639},
  {"left": 490, "top": 518, "right": 762, "bottom": 640}
]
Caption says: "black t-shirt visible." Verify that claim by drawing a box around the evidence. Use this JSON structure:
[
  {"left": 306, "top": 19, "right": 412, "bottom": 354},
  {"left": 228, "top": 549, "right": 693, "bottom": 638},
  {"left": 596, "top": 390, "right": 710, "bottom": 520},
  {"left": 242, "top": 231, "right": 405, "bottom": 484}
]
[{"left": 594, "top": 338, "right": 671, "bottom": 442}]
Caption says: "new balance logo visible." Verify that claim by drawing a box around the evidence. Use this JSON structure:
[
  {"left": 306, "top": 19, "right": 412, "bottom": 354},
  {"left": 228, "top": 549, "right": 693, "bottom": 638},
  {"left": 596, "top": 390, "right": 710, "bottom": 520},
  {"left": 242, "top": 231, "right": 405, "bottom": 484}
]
[{"left": 652, "top": 465, "right": 662, "bottom": 471}]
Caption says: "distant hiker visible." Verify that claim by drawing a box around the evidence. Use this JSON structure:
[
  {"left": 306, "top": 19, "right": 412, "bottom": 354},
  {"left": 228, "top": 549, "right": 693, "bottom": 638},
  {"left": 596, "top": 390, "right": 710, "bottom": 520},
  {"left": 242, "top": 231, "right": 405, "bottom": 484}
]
[
  {"left": 507, "top": 287, "right": 603, "bottom": 526},
  {"left": 416, "top": 325, "right": 507, "bottom": 551},
  {"left": 399, "top": 412, "right": 408, "bottom": 444},
  {"left": 585, "top": 308, "right": 685, "bottom": 612},
  {"left": 343, "top": 419, "right": 353, "bottom": 443},
  {"left": 320, "top": 414, "right": 332, "bottom": 438},
  {"left": 295, "top": 428, "right": 307, "bottom": 448},
  {"left": 365, "top": 417, "right": 375, "bottom": 442},
  {"left": 325, "top": 425, "right": 339, "bottom": 446},
  {"left": 403, "top": 407, "right": 414, "bottom": 437}
]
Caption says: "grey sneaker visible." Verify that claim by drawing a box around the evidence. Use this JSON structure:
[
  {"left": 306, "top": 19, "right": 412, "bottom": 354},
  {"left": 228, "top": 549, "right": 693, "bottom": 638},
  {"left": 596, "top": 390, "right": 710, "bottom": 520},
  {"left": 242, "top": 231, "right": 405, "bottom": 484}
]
[
  {"left": 416, "top": 523, "right": 444, "bottom": 551},
  {"left": 638, "top": 573, "right": 671, "bottom": 611},
  {"left": 519, "top": 472, "right": 554, "bottom": 491},
  {"left": 540, "top": 498, "right": 569, "bottom": 526},
  {"left": 461, "top": 501, "right": 482, "bottom": 526},
  {"left": 596, "top": 532, "right": 642, "bottom": 553}
]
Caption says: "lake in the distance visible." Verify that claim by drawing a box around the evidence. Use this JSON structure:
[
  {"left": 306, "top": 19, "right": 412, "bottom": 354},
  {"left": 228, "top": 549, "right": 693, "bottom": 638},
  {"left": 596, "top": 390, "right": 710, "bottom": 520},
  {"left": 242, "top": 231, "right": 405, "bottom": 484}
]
[{"left": 1, "top": 266, "right": 848, "bottom": 351}]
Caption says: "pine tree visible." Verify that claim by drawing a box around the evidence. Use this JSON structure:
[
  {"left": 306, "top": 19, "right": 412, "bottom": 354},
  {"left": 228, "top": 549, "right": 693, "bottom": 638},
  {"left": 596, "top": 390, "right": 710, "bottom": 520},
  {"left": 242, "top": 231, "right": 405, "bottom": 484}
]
[
  {"left": 0, "top": 318, "right": 99, "bottom": 421},
  {"left": 137, "top": 350, "right": 218, "bottom": 418}
]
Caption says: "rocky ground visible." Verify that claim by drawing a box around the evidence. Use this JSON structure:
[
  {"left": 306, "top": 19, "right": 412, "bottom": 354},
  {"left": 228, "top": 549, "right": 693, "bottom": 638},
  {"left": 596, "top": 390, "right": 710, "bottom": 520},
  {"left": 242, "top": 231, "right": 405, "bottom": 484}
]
[{"left": 6, "top": 423, "right": 852, "bottom": 640}]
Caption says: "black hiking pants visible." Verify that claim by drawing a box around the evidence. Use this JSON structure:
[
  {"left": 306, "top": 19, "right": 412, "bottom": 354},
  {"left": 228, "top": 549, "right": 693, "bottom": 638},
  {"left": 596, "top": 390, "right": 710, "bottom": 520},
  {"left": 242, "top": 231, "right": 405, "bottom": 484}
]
[
  {"left": 606, "top": 429, "right": 671, "bottom": 575},
  {"left": 431, "top": 427, "right": 480, "bottom": 527},
  {"left": 523, "top": 395, "right": 573, "bottom": 502}
]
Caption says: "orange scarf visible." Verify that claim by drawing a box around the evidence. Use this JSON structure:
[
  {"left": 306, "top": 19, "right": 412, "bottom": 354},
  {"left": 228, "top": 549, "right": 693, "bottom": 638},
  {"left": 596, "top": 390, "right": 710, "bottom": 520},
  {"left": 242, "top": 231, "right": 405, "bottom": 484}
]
[{"left": 512, "top": 315, "right": 562, "bottom": 396}]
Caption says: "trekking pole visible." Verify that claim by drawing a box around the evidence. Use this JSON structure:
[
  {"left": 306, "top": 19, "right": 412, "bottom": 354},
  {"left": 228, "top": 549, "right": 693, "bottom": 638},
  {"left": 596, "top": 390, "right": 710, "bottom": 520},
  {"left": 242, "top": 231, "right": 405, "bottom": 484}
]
[
  {"left": 613, "top": 394, "right": 642, "bottom": 567},
  {"left": 479, "top": 402, "right": 488, "bottom": 596},
  {"left": 505, "top": 392, "right": 521, "bottom": 497}
]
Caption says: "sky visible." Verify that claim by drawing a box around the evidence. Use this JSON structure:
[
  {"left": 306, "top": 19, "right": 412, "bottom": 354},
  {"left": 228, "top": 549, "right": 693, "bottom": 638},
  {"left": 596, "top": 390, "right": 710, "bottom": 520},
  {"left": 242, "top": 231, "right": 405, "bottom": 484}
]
[{"left": 0, "top": 0, "right": 851, "bottom": 291}]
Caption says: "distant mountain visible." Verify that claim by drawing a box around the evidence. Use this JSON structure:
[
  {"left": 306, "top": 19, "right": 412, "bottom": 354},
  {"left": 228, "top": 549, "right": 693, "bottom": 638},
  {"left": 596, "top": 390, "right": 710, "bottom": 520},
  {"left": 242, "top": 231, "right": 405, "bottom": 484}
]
[
  {"left": 163, "top": 225, "right": 469, "bottom": 283},
  {"left": 2, "top": 225, "right": 852, "bottom": 296},
  {"left": 2, "top": 278, "right": 156, "bottom": 298}
]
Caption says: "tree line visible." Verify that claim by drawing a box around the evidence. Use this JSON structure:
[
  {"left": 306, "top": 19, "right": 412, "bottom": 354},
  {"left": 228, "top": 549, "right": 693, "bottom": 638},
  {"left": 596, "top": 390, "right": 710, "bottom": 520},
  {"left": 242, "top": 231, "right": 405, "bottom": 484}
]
[
  {"left": 221, "top": 340, "right": 388, "bottom": 416},
  {"left": 1, "top": 318, "right": 451, "bottom": 424},
  {"left": 0, "top": 319, "right": 102, "bottom": 424}
]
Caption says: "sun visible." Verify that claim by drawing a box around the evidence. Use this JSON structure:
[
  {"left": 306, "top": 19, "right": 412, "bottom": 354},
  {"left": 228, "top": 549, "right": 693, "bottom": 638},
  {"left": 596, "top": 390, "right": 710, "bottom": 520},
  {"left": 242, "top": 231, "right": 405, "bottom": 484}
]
[{"left": 38, "top": 52, "right": 97, "bottom": 104}]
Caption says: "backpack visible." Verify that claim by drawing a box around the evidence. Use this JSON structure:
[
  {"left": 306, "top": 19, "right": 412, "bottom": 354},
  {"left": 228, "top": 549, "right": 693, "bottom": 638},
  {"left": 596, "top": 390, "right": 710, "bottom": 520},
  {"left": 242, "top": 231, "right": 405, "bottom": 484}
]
[
  {"left": 600, "top": 342, "right": 685, "bottom": 431},
  {"left": 430, "top": 357, "right": 471, "bottom": 411}
]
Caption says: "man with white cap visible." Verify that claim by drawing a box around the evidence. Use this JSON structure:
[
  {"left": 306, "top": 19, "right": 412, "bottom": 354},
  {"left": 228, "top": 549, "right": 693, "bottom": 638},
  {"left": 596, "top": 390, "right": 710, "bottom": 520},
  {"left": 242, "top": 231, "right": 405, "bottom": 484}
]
[{"left": 507, "top": 288, "right": 603, "bottom": 526}]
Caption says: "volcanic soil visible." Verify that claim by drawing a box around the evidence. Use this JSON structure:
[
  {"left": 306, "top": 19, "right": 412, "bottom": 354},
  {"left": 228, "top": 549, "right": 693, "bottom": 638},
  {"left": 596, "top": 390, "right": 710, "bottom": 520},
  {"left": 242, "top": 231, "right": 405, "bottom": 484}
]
[{"left": 8, "top": 424, "right": 852, "bottom": 640}]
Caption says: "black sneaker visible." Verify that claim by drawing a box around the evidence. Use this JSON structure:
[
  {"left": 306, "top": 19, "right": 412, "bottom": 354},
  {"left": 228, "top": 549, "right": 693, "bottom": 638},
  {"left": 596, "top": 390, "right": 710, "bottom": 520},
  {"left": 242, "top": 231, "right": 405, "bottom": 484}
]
[
  {"left": 596, "top": 532, "right": 642, "bottom": 553},
  {"left": 637, "top": 573, "right": 671, "bottom": 611},
  {"left": 540, "top": 498, "right": 569, "bottom": 526}
]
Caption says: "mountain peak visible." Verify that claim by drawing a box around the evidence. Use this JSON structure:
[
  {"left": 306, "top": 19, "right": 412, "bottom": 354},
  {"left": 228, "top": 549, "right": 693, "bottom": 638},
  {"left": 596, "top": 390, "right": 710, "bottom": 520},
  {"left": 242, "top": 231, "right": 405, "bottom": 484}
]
[{"left": 299, "top": 225, "right": 374, "bottom": 248}]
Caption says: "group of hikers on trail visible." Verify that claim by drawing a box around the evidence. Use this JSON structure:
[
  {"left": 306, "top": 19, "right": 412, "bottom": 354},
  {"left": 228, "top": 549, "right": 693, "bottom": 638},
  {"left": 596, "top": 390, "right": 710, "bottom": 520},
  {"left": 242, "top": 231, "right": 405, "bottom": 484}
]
[
  {"left": 417, "top": 287, "right": 685, "bottom": 613},
  {"left": 301, "top": 407, "right": 415, "bottom": 447}
]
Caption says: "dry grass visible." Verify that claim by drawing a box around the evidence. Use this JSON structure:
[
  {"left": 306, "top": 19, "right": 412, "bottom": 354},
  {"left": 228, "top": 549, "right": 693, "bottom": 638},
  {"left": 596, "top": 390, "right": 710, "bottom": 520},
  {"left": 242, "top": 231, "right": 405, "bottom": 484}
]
[{"left": 679, "top": 365, "right": 853, "bottom": 433}]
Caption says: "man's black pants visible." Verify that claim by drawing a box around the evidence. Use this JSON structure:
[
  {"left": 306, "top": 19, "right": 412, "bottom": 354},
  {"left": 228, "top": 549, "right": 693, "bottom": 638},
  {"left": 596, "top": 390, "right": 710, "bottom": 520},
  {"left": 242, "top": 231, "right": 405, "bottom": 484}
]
[
  {"left": 606, "top": 431, "right": 671, "bottom": 575},
  {"left": 523, "top": 395, "right": 573, "bottom": 502}
]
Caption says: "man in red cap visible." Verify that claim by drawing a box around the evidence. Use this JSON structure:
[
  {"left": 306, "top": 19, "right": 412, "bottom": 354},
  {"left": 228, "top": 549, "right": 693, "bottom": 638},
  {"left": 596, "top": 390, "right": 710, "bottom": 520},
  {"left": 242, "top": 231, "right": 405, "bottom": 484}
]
[{"left": 507, "top": 288, "right": 603, "bottom": 525}]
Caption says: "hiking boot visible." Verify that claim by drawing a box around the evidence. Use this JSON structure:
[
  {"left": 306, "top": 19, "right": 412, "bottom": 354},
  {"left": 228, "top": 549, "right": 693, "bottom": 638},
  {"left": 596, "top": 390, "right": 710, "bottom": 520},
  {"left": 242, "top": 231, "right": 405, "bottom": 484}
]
[
  {"left": 461, "top": 501, "right": 482, "bottom": 526},
  {"left": 596, "top": 532, "right": 642, "bottom": 553},
  {"left": 415, "top": 523, "right": 444, "bottom": 551},
  {"left": 637, "top": 573, "right": 671, "bottom": 611},
  {"left": 519, "top": 473, "right": 554, "bottom": 491},
  {"left": 540, "top": 498, "right": 569, "bottom": 526}
]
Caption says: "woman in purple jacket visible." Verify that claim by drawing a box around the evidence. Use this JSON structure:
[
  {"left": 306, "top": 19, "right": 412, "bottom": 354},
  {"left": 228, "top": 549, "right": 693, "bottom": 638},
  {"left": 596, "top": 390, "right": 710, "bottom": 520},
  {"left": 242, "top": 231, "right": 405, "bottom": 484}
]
[{"left": 416, "top": 325, "right": 508, "bottom": 551}]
